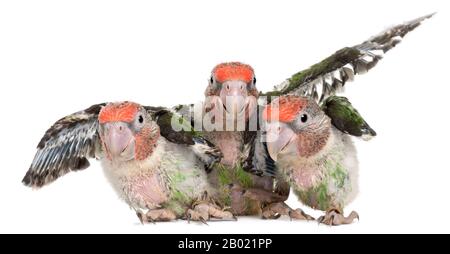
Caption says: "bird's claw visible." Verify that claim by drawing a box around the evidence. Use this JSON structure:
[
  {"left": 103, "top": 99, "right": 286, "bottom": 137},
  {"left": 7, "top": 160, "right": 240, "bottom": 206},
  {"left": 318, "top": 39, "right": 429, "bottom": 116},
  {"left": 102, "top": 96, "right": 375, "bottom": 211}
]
[
  {"left": 262, "top": 202, "right": 313, "bottom": 221},
  {"left": 136, "top": 210, "right": 145, "bottom": 225},
  {"left": 317, "top": 210, "right": 359, "bottom": 226},
  {"left": 199, "top": 216, "right": 209, "bottom": 225},
  {"left": 184, "top": 202, "right": 235, "bottom": 223},
  {"left": 289, "top": 208, "right": 315, "bottom": 221},
  {"left": 136, "top": 208, "right": 177, "bottom": 224},
  {"left": 262, "top": 212, "right": 281, "bottom": 220},
  {"left": 184, "top": 208, "right": 209, "bottom": 225}
]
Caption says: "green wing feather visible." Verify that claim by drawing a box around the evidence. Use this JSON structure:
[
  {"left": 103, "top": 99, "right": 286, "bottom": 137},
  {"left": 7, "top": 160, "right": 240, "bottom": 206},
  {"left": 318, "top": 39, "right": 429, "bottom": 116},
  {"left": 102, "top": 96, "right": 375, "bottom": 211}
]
[
  {"left": 145, "top": 105, "right": 222, "bottom": 172},
  {"left": 144, "top": 106, "right": 202, "bottom": 145},
  {"left": 322, "top": 96, "right": 376, "bottom": 140},
  {"left": 260, "top": 13, "right": 434, "bottom": 103}
]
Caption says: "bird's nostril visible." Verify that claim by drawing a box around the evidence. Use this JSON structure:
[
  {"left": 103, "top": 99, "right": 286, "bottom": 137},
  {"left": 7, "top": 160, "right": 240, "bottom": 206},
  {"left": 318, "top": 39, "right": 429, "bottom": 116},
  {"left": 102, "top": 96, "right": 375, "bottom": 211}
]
[
  {"left": 240, "top": 84, "right": 244, "bottom": 90},
  {"left": 226, "top": 84, "right": 230, "bottom": 91},
  {"left": 119, "top": 126, "right": 123, "bottom": 131}
]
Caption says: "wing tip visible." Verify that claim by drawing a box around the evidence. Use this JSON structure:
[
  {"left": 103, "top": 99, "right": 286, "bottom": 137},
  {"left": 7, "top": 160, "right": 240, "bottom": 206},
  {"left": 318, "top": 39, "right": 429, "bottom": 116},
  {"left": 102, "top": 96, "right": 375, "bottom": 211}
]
[
  {"left": 360, "top": 125, "right": 377, "bottom": 141},
  {"left": 21, "top": 171, "right": 32, "bottom": 186},
  {"left": 401, "top": 12, "right": 435, "bottom": 34},
  {"left": 406, "top": 12, "right": 435, "bottom": 30},
  {"left": 21, "top": 169, "right": 43, "bottom": 188},
  {"left": 421, "top": 12, "right": 436, "bottom": 21}
]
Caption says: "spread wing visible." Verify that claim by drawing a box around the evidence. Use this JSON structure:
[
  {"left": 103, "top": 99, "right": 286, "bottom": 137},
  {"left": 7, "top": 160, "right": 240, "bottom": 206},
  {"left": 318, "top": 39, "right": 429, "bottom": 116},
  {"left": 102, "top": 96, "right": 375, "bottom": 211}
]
[
  {"left": 145, "top": 105, "right": 222, "bottom": 172},
  {"left": 261, "top": 13, "right": 434, "bottom": 103},
  {"left": 23, "top": 103, "right": 105, "bottom": 188},
  {"left": 322, "top": 96, "right": 376, "bottom": 140}
]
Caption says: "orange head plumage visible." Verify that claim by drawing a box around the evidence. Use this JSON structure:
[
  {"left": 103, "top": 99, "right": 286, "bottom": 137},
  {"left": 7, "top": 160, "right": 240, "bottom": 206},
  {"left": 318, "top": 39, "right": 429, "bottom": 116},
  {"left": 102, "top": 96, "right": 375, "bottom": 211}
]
[
  {"left": 212, "top": 62, "right": 254, "bottom": 83},
  {"left": 98, "top": 101, "right": 160, "bottom": 162},
  {"left": 99, "top": 102, "right": 140, "bottom": 124},
  {"left": 263, "top": 95, "right": 308, "bottom": 123}
]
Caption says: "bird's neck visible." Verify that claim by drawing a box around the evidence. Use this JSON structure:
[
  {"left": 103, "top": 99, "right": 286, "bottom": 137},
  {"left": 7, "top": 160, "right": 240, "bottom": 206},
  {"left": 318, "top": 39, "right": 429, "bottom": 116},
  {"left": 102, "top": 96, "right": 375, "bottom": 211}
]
[
  {"left": 134, "top": 125, "right": 160, "bottom": 160},
  {"left": 208, "top": 131, "right": 244, "bottom": 167},
  {"left": 297, "top": 125, "right": 331, "bottom": 158},
  {"left": 277, "top": 126, "right": 334, "bottom": 189}
]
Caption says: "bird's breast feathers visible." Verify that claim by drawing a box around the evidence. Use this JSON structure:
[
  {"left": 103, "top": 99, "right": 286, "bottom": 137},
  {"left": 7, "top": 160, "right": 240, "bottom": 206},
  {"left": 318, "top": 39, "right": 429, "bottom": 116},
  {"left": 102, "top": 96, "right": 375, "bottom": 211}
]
[
  {"left": 101, "top": 139, "right": 169, "bottom": 208},
  {"left": 278, "top": 128, "right": 353, "bottom": 188},
  {"left": 101, "top": 138, "right": 210, "bottom": 208}
]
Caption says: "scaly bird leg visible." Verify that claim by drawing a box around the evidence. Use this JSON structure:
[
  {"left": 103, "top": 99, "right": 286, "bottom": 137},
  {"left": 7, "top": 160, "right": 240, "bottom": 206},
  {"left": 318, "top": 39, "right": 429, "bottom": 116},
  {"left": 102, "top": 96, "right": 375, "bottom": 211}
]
[
  {"left": 261, "top": 202, "right": 315, "bottom": 220},
  {"left": 317, "top": 209, "right": 359, "bottom": 226},
  {"left": 136, "top": 208, "right": 177, "bottom": 224}
]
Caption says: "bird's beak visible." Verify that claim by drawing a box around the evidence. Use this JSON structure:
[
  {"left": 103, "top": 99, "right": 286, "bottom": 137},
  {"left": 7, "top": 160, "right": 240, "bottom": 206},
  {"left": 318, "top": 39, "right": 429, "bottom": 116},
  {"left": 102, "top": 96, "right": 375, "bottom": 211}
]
[
  {"left": 265, "top": 122, "right": 297, "bottom": 161},
  {"left": 220, "top": 80, "right": 248, "bottom": 116},
  {"left": 102, "top": 122, "right": 135, "bottom": 161}
]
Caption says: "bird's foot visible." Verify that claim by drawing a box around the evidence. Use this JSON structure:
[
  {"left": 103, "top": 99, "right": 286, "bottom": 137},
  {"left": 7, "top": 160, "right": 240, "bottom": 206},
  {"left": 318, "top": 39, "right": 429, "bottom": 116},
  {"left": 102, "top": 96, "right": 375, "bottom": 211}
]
[
  {"left": 317, "top": 209, "right": 359, "bottom": 226},
  {"left": 136, "top": 208, "right": 177, "bottom": 224},
  {"left": 261, "top": 202, "right": 315, "bottom": 221},
  {"left": 184, "top": 202, "right": 236, "bottom": 224}
]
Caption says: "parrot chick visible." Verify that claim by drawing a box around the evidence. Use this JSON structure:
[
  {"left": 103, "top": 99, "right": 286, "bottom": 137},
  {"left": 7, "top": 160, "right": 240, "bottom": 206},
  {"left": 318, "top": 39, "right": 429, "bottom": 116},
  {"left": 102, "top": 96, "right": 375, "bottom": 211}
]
[
  {"left": 198, "top": 62, "right": 288, "bottom": 215},
  {"left": 263, "top": 95, "right": 374, "bottom": 225},
  {"left": 23, "top": 102, "right": 233, "bottom": 223}
]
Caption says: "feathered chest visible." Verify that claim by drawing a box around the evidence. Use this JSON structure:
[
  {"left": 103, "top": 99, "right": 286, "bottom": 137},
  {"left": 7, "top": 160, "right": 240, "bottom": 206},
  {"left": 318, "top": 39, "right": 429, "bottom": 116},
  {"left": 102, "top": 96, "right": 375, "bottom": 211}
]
[
  {"left": 205, "top": 131, "right": 244, "bottom": 167},
  {"left": 101, "top": 142, "right": 170, "bottom": 209},
  {"left": 120, "top": 169, "right": 169, "bottom": 209},
  {"left": 279, "top": 157, "right": 326, "bottom": 190},
  {"left": 277, "top": 131, "right": 341, "bottom": 190}
]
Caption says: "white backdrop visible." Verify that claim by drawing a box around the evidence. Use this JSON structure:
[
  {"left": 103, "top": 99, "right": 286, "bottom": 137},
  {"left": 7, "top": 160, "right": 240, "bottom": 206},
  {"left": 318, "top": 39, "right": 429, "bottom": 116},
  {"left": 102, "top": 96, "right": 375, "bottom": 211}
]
[{"left": 0, "top": 0, "right": 448, "bottom": 233}]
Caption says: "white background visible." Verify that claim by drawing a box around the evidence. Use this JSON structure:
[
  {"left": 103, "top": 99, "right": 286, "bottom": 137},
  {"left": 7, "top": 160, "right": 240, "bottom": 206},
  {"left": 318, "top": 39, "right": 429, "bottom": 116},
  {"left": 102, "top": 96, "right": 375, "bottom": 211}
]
[{"left": 0, "top": 0, "right": 448, "bottom": 233}]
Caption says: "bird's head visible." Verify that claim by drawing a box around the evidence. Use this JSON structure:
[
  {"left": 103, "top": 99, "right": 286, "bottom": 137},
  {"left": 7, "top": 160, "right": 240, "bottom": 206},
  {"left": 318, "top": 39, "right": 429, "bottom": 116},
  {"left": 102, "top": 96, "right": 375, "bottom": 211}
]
[
  {"left": 263, "top": 95, "right": 331, "bottom": 161},
  {"left": 98, "top": 102, "right": 159, "bottom": 162},
  {"left": 204, "top": 62, "right": 258, "bottom": 124}
]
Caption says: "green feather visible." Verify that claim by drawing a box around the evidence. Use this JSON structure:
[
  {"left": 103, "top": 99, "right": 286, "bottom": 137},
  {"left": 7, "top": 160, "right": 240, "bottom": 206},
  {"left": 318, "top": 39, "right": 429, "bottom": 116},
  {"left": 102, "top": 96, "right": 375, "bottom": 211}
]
[
  {"left": 329, "top": 162, "right": 347, "bottom": 189},
  {"left": 234, "top": 164, "right": 254, "bottom": 189},
  {"left": 153, "top": 110, "right": 202, "bottom": 145},
  {"left": 261, "top": 47, "right": 361, "bottom": 99},
  {"left": 322, "top": 96, "right": 376, "bottom": 139},
  {"left": 216, "top": 163, "right": 254, "bottom": 188},
  {"left": 215, "top": 163, "right": 255, "bottom": 209},
  {"left": 296, "top": 162, "right": 349, "bottom": 211},
  {"left": 171, "top": 171, "right": 187, "bottom": 184},
  {"left": 296, "top": 182, "right": 331, "bottom": 211},
  {"left": 217, "top": 165, "right": 233, "bottom": 186}
]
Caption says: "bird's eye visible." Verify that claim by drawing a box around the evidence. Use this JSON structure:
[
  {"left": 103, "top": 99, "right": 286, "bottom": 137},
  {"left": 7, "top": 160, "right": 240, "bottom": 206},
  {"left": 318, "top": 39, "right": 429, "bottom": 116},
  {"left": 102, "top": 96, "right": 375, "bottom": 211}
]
[
  {"left": 253, "top": 77, "right": 256, "bottom": 84},
  {"left": 300, "top": 114, "right": 308, "bottom": 123},
  {"left": 138, "top": 115, "right": 144, "bottom": 124},
  {"left": 210, "top": 76, "right": 214, "bottom": 84}
]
